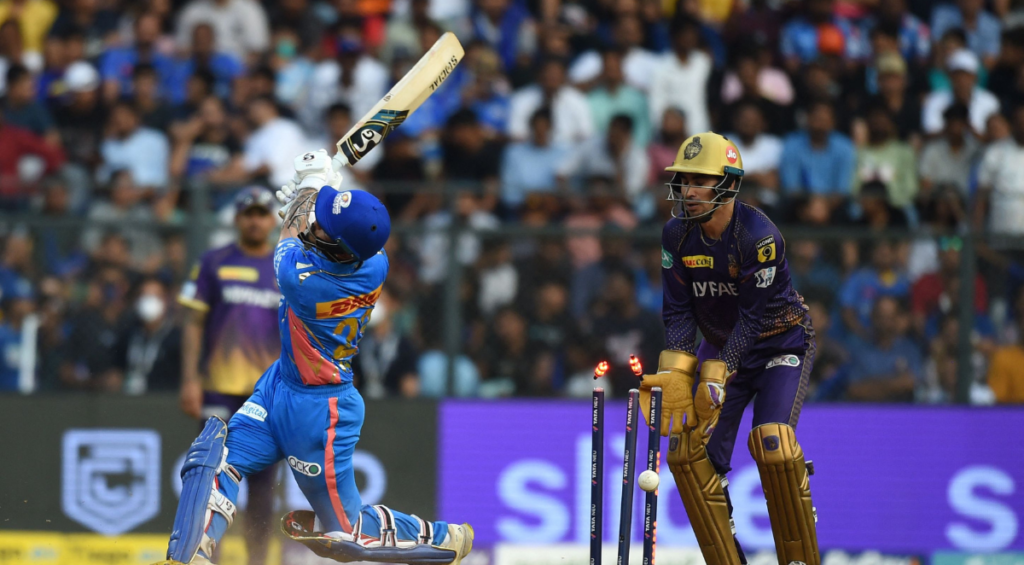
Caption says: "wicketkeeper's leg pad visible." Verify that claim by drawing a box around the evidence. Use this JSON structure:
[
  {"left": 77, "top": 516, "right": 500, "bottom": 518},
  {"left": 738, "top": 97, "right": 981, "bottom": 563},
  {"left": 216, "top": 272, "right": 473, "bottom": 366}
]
[
  {"left": 748, "top": 423, "right": 820, "bottom": 565},
  {"left": 282, "top": 508, "right": 457, "bottom": 564},
  {"left": 667, "top": 431, "right": 741, "bottom": 565},
  {"left": 166, "top": 417, "right": 242, "bottom": 563}
]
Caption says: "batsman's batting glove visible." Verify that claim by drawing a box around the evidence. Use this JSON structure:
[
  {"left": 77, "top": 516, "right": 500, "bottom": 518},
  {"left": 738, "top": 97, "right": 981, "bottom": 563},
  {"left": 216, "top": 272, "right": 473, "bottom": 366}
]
[
  {"left": 640, "top": 350, "right": 699, "bottom": 436},
  {"left": 694, "top": 359, "right": 730, "bottom": 442},
  {"left": 277, "top": 149, "right": 344, "bottom": 216}
]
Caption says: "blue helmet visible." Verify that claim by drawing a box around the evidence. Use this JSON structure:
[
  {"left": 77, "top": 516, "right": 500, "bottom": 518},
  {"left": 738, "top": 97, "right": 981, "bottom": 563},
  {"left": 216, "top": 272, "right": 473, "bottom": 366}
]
[{"left": 307, "top": 186, "right": 391, "bottom": 263}]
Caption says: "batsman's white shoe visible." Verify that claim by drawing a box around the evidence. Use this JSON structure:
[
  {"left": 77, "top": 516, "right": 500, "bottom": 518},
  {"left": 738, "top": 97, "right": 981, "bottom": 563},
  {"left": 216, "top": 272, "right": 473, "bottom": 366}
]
[{"left": 440, "top": 523, "right": 474, "bottom": 565}]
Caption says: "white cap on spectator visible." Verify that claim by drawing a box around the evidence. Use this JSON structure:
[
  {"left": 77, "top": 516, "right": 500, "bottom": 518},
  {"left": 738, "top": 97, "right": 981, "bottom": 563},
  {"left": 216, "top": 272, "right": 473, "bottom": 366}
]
[
  {"left": 64, "top": 61, "right": 100, "bottom": 93},
  {"left": 947, "top": 49, "right": 980, "bottom": 75}
]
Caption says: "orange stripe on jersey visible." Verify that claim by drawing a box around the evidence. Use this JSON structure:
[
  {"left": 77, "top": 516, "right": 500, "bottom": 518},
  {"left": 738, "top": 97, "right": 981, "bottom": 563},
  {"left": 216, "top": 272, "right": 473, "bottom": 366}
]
[
  {"left": 287, "top": 307, "right": 340, "bottom": 385},
  {"left": 314, "top": 284, "right": 383, "bottom": 319},
  {"left": 325, "top": 397, "right": 353, "bottom": 533}
]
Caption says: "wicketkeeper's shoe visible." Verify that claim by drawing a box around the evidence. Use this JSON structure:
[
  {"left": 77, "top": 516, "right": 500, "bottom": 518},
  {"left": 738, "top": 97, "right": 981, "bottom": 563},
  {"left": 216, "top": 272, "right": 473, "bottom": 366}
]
[{"left": 440, "top": 523, "right": 474, "bottom": 565}]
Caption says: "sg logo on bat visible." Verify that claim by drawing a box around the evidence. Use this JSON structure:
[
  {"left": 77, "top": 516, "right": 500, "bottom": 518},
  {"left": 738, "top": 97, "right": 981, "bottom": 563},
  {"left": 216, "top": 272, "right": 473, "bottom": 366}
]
[{"left": 340, "top": 109, "right": 410, "bottom": 163}]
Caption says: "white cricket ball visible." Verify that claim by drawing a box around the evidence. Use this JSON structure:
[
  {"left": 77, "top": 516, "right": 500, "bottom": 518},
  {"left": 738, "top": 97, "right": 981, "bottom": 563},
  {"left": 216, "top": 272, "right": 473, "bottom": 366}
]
[{"left": 638, "top": 470, "right": 659, "bottom": 492}]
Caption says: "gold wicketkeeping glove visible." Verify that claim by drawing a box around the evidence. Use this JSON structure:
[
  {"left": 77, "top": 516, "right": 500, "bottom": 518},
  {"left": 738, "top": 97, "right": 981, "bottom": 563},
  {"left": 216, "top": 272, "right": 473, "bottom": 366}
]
[
  {"left": 694, "top": 359, "right": 729, "bottom": 442},
  {"left": 640, "top": 350, "right": 698, "bottom": 436}
]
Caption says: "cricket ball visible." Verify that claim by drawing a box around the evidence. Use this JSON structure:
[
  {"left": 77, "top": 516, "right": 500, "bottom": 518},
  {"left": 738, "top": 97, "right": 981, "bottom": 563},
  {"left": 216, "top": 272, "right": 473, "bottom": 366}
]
[{"left": 638, "top": 470, "right": 659, "bottom": 492}]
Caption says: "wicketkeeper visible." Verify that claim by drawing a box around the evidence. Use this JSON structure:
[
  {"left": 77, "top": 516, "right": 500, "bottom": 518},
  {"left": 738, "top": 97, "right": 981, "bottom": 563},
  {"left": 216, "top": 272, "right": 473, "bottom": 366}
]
[{"left": 640, "top": 132, "right": 820, "bottom": 565}]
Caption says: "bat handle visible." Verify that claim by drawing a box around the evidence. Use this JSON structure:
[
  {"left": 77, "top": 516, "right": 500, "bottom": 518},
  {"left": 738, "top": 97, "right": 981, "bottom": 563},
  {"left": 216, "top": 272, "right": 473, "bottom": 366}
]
[{"left": 332, "top": 151, "right": 351, "bottom": 171}]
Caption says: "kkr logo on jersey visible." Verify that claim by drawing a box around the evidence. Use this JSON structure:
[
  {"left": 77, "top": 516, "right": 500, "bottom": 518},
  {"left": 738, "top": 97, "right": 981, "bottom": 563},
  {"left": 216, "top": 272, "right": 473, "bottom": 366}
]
[
  {"left": 315, "top": 284, "right": 383, "bottom": 319},
  {"left": 756, "top": 236, "right": 777, "bottom": 263},
  {"left": 682, "top": 255, "right": 714, "bottom": 268},
  {"left": 692, "top": 281, "right": 738, "bottom": 297}
]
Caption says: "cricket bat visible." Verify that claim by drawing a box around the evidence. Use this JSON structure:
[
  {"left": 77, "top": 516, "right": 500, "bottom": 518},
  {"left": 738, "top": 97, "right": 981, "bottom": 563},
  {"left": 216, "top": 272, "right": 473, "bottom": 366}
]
[{"left": 331, "top": 32, "right": 464, "bottom": 170}]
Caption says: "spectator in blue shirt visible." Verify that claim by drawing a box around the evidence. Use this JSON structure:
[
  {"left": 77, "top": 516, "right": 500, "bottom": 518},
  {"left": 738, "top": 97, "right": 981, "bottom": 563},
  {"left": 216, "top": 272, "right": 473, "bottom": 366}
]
[
  {"left": 99, "top": 102, "right": 170, "bottom": 191},
  {"left": 780, "top": 100, "right": 856, "bottom": 200},
  {"left": 780, "top": 0, "right": 867, "bottom": 72},
  {"left": 2, "top": 64, "right": 59, "bottom": 145},
  {"left": 499, "top": 107, "right": 572, "bottom": 212},
  {"left": 47, "top": 0, "right": 119, "bottom": 59},
  {"left": 0, "top": 277, "right": 36, "bottom": 392},
  {"left": 470, "top": 0, "right": 534, "bottom": 74},
  {"left": 844, "top": 295, "right": 923, "bottom": 402},
  {"left": 860, "top": 0, "right": 931, "bottom": 65},
  {"left": 839, "top": 239, "right": 912, "bottom": 339},
  {"left": 168, "top": 22, "right": 243, "bottom": 104},
  {"left": 931, "top": 0, "right": 1002, "bottom": 69},
  {"left": 789, "top": 239, "right": 843, "bottom": 299},
  {"left": 462, "top": 45, "right": 510, "bottom": 136},
  {"left": 99, "top": 12, "right": 179, "bottom": 103}
]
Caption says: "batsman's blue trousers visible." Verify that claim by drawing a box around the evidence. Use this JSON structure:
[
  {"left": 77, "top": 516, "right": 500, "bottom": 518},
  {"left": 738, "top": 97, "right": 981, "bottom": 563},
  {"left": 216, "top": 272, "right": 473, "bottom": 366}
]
[{"left": 215, "top": 360, "right": 448, "bottom": 545}]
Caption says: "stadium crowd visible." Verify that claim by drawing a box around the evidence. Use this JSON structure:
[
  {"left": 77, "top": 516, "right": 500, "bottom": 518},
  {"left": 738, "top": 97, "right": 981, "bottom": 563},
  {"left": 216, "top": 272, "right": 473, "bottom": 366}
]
[{"left": 1, "top": 0, "right": 1024, "bottom": 404}]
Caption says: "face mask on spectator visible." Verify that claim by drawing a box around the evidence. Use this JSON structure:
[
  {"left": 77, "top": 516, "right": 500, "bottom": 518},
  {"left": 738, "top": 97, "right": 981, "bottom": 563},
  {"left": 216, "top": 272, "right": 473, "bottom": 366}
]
[
  {"left": 137, "top": 294, "right": 166, "bottom": 323},
  {"left": 276, "top": 39, "right": 296, "bottom": 59}
]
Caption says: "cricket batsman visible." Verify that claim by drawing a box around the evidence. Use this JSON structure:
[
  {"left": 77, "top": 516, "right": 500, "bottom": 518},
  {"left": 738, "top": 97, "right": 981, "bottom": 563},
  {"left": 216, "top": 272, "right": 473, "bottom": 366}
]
[
  {"left": 155, "top": 150, "right": 473, "bottom": 565},
  {"left": 639, "top": 133, "right": 819, "bottom": 565}
]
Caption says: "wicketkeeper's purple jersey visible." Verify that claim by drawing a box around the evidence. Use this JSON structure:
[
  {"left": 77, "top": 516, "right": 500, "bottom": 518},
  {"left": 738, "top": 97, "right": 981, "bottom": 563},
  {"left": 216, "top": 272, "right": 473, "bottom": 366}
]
[
  {"left": 661, "top": 202, "right": 808, "bottom": 372},
  {"left": 179, "top": 243, "right": 281, "bottom": 395}
]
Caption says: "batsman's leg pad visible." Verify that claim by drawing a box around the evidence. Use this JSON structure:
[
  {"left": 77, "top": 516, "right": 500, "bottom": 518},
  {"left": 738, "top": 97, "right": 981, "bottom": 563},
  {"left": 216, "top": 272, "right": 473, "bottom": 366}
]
[
  {"left": 167, "top": 417, "right": 242, "bottom": 563},
  {"left": 667, "top": 431, "right": 741, "bottom": 565},
  {"left": 281, "top": 509, "right": 458, "bottom": 564},
  {"left": 748, "top": 423, "right": 820, "bottom": 565}
]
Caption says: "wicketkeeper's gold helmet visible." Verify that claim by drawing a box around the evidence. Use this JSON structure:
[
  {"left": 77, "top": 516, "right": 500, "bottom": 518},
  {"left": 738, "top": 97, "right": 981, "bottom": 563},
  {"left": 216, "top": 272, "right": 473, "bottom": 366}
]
[{"left": 665, "top": 132, "right": 745, "bottom": 221}]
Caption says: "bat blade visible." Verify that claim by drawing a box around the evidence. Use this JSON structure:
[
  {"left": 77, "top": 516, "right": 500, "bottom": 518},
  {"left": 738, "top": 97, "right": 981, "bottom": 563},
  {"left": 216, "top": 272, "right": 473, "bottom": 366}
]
[{"left": 334, "top": 32, "right": 464, "bottom": 168}]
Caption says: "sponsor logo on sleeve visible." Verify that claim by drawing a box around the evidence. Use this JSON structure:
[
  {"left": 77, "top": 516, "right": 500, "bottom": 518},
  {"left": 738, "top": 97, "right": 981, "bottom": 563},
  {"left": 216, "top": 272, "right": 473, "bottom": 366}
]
[
  {"left": 754, "top": 266, "right": 776, "bottom": 288},
  {"left": 682, "top": 255, "right": 714, "bottom": 268},
  {"left": 287, "top": 456, "right": 323, "bottom": 477},
  {"left": 315, "top": 284, "right": 383, "bottom": 319},
  {"left": 238, "top": 402, "right": 268, "bottom": 422},
  {"left": 765, "top": 354, "right": 800, "bottom": 370},
  {"left": 661, "top": 247, "right": 673, "bottom": 269},
  {"left": 755, "top": 236, "right": 777, "bottom": 263}
]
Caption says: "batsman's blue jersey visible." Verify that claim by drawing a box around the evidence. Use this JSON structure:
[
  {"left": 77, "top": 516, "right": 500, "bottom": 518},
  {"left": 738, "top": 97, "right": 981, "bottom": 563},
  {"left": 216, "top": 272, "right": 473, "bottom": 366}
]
[
  {"left": 661, "top": 202, "right": 808, "bottom": 373},
  {"left": 274, "top": 237, "right": 386, "bottom": 388}
]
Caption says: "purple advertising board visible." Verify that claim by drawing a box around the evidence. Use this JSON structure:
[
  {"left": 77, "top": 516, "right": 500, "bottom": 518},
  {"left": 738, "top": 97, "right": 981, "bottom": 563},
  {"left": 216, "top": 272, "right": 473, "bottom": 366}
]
[{"left": 439, "top": 402, "right": 1024, "bottom": 553}]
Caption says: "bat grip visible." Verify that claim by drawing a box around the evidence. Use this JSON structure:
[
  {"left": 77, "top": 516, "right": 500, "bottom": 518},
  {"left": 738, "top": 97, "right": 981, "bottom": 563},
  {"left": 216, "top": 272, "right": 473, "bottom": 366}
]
[{"left": 332, "top": 152, "right": 350, "bottom": 171}]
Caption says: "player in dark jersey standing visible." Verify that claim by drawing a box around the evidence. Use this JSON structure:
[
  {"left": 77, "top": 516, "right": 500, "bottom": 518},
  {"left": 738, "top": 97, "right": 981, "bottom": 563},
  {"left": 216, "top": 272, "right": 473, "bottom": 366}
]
[{"left": 638, "top": 132, "right": 820, "bottom": 565}]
